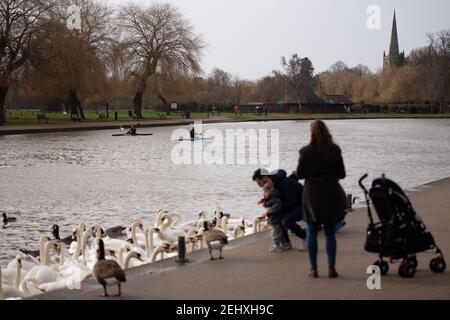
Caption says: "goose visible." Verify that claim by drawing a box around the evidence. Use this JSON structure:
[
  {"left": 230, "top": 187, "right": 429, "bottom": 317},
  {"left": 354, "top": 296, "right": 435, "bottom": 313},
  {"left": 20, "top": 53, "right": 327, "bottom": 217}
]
[
  {"left": 201, "top": 221, "right": 228, "bottom": 260},
  {"left": 93, "top": 239, "right": 127, "bottom": 297},
  {"left": 2, "top": 213, "right": 17, "bottom": 224},
  {"left": 105, "top": 226, "right": 127, "bottom": 238},
  {"left": 1, "top": 266, "right": 23, "bottom": 299},
  {"left": 91, "top": 224, "right": 127, "bottom": 239},
  {"left": 52, "top": 225, "right": 75, "bottom": 245}
]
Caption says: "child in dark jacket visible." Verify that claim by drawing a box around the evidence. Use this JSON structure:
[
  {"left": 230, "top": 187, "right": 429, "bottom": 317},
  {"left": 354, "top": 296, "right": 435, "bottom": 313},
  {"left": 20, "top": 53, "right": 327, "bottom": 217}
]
[{"left": 262, "top": 183, "right": 286, "bottom": 252}]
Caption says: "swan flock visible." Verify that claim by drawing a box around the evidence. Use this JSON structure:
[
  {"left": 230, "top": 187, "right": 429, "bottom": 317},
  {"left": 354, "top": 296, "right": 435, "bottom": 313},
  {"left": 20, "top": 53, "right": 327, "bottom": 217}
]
[{"left": 0, "top": 209, "right": 268, "bottom": 299}]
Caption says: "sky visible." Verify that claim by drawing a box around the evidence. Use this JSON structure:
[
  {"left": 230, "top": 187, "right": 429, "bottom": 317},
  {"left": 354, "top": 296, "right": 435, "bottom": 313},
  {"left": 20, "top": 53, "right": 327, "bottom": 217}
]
[{"left": 107, "top": 0, "right": 450, "bottom": 80}]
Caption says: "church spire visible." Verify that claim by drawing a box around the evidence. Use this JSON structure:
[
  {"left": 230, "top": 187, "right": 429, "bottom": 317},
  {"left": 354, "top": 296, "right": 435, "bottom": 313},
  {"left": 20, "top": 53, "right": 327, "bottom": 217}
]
[
  {"left": 384, "top": 10, "right": 405, "bottom": 69},
  {"left": 389, "top": 10, "right": 400, "bottom": 57}
]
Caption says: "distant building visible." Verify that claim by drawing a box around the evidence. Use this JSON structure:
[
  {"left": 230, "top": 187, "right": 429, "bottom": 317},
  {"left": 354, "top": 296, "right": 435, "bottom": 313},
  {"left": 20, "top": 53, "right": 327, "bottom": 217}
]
[
  {"left": 383, "top": 10, "right": 406, "bottom": 69},
  {"left": 237, "top": 93, "right": 352, "bottom": 114},
  {"left": 325, "top": 95, "right": 355, "bottom": 106}
]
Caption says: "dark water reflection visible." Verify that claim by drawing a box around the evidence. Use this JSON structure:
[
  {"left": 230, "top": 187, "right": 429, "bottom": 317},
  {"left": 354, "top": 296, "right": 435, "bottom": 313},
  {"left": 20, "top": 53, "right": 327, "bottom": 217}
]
[{"left": 1, "top": 119, "right": 449, "bottom": 264}]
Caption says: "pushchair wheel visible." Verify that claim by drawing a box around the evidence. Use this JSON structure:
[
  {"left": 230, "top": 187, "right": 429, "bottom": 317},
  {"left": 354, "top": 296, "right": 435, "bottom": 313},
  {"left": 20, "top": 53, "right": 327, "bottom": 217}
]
[
  {"left": 408, "top": 256, "right": 418, "bottom": 269},
  {"left": 430, "top": 257, "right": 446, "bottom": 273},
  {"left": 374, "top": 260, "right": 389, "bottom": 276},
  {"left": 399, "top": 260, "right": 416, "bottom": 278}
]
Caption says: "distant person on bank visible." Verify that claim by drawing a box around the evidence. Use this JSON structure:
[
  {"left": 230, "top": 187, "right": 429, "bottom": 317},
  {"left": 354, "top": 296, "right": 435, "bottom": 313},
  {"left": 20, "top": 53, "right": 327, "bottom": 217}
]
[{"left": 296, "top": 120, "right": 347, "bottom": 279}]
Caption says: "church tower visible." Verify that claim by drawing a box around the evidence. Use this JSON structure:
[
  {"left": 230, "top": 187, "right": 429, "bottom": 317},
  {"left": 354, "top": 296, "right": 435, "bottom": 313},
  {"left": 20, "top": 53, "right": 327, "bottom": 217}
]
[{"left": 384, "top": 10, "right": 406, "bottom": 69}]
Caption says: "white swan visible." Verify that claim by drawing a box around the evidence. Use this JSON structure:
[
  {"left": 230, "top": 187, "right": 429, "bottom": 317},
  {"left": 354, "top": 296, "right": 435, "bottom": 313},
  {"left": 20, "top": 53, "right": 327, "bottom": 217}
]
[
  {"left": 154, "top": 226, "right": 186, "bottom": 245},
  {"left": 122, "top": 250, "right": 144, "bottom": 270},
  {"left": 174, "top": 211, "right": 208, "bottom": 232},
  {"left": 251, "top": 215, "right": 268, "bottom": 234},
  {"left": 154, "top": 209, "right": 170, "bottom": 229},
  {"left": 1, "top": 257, "right": 23, "bottom": 288},
  {"left": 20, "top": 241, "right": 60, "bottom": 297},
  {"left": 220, "top": 216, "right": 246, "bottom": 234},
  {"left": 1, "top": 266, "right": 23, "bottom": 299}
]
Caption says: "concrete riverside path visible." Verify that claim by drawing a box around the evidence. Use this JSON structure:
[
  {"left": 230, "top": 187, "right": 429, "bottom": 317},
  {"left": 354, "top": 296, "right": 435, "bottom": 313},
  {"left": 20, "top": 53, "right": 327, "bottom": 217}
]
[{"left": 36, "top": 178, "right": 450, "bottom": 300}]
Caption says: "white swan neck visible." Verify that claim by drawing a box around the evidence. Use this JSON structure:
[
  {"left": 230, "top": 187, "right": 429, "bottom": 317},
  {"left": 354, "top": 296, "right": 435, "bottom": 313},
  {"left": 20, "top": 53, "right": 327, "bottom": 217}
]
[
  {"left": 123, "top": 252, "right": 137, "bottom": 270},
  {"left": 15, "top": 260, "right": 21, "bottom": 289}
]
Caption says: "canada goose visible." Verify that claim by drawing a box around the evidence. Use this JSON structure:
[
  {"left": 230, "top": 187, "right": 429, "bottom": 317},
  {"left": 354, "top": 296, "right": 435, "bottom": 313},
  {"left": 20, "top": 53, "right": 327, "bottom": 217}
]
[
  {"left": 52, "top": 225, "right": 75, "bottom": 245},
  {"left": 93, "top": 239, "right": 127, "bottom": 297},
  {"left": 91, "top": 224, "right": 126, "bottom": 239},
  {"left": 2, "top": 213, "right": 17, "bottom": 224},
  {"left": 20, "top": 236, "right": 51, "bottom": 260},
  {"left": 202, "top": 221, "right": 228, "bottom": 260},
  {"left": 105, "top": 226, "right": 127, "bottom": 238}
]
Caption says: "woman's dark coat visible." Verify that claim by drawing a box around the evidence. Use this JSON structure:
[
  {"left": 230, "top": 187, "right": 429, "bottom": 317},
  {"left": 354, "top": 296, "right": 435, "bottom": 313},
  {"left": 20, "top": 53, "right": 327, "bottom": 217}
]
[{"left": 297, "top": 144, "right": 347, "bottom": 224}]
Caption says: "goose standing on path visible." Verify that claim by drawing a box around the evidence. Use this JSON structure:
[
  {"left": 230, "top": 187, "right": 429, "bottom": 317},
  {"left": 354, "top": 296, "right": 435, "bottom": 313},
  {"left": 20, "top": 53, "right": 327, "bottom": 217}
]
[
  {"left": 3, "top": 213, "right": 17, "bottom": 225},
  {"left": 93, "top": 239, "right": 127, "bottom": 297},
  {"left": 201, "top": 221, "right": 228, "bottom": 260}
]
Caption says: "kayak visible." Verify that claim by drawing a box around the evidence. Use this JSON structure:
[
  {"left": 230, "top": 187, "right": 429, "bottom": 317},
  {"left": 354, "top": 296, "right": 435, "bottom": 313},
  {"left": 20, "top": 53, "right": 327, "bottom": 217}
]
[
  {"left": 178, "top": 137, "right": 212, "bottom": 141},
  {"left": 112, "top": 133, "right": 154, "bottom": 137}
]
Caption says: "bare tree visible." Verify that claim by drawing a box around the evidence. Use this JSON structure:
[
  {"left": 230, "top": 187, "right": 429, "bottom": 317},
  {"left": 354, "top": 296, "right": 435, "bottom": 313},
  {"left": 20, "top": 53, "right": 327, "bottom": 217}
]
[
  {"left": 119, "top": 2, "right": 205, "bottom": 119},
  {"left": 207, "top": 68, "right": 232, "bottom": 103},
  {"left": 0, "top": 0, "right": 54, "bottom": 123},
  {"left": 53, "top": 0, "right": 116, "bottom": 118},
  {"left": 274, "top": 54, "right": 315, "bottom": 112},
  {"left": 328, "top": 61, "right": 349, "bottom": 73},
  {"left": 410, "top": 30, "right": 450, "bottom": 112},
  {"left": 352, "top": 64, "right": 372, "bottom": 76}
]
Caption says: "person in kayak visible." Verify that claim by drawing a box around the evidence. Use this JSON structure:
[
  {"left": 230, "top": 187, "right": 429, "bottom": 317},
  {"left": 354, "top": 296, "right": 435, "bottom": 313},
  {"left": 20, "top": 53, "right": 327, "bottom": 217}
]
[{"left": 127, "top": 125, "right": 137, "bottom": 136}]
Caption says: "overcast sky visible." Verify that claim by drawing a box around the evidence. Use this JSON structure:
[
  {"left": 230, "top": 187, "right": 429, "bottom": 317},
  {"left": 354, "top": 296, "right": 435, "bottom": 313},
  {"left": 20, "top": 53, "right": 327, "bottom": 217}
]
[{"left": 106, "top": 0, "right": 450, "bottom": 80}]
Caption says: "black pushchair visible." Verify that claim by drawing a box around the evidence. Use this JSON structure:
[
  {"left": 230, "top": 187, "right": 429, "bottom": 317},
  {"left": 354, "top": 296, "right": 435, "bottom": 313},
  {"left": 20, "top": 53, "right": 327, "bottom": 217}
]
[{"left": 359, "top": 174, "right": 446, "bottom": 278}]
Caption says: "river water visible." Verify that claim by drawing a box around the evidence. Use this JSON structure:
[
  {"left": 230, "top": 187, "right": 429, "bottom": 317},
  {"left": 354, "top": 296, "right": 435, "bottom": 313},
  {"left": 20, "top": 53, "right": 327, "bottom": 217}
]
[{"left": 1, "top": 119, "right": 449, "bottom": 264}]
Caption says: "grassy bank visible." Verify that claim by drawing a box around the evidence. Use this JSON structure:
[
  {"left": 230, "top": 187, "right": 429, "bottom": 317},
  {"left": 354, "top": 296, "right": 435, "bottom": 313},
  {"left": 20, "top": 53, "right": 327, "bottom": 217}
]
[{"left": 1, "top": 110, "right": 450, "bottom": 126}]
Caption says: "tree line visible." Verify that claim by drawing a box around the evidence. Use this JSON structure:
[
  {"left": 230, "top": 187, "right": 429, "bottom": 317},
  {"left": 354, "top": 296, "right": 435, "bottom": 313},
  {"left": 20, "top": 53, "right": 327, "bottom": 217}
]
[{"left": 1, "top": 0, "right": 449, "bottom": 123}]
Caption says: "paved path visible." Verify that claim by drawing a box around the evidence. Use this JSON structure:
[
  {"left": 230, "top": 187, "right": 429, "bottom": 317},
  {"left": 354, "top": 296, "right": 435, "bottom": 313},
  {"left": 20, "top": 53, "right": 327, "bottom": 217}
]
[{"left": 37, "top": 178, "right": 450, "bottom": 300}]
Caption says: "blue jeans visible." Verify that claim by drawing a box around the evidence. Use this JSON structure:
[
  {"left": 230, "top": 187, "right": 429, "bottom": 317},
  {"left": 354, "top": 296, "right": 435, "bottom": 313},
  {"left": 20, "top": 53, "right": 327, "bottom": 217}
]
[
  {"left": 282, "top": 207, "right": 307, "bottom": 240},
  {"left": 306, "top": 223, "right": 337, "bottom": 268}
]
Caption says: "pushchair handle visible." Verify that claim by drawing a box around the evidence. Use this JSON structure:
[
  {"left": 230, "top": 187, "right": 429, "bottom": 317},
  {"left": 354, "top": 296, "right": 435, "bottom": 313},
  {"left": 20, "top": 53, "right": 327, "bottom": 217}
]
[
  {"left": 359, "top": 174, "right": 369, "bottom": 191},
  {"left": 359, "top": 174, "right": 375, "bottom": 225}
]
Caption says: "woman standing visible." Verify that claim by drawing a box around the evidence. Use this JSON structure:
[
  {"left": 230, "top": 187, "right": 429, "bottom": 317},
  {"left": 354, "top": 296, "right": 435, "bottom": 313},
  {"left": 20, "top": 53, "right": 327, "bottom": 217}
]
[{"left": 297, "top": 120, "right": 347, "bottom": 279}]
